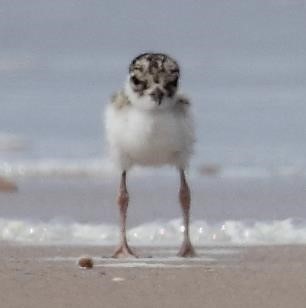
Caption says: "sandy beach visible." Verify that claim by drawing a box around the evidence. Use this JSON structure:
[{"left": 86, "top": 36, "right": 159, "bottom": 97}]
[{"left": 0, "top": 244, "right": 305, "bottom": 308}]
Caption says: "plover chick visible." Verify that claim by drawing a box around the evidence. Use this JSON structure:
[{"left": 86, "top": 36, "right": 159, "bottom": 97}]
[{"left": 105, "top": 53, "right": 195, "bottom": 258}]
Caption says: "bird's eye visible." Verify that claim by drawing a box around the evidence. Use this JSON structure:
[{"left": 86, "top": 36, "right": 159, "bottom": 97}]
[
  {"left": 166, "top": 78, "right": 178, "bottom": 88},
  {"left": 131, "top": 76, "right": 148, "bottom": 90},
  {"left": 131, "top": 76, "right": 141, "bottom": 85}
]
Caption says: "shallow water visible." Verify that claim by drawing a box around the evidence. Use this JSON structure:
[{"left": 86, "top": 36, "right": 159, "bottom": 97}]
[{"left": 0, "top": 176, "right": 306, "bottom": 245}]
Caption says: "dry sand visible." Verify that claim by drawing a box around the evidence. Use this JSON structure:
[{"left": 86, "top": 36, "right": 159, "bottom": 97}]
[{"left": 0, "top": 245, "right": 306, "bottom": 308}]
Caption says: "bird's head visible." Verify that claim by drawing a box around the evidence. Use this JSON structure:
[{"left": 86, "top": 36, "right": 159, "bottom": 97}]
[{"left": 125, "top": 53, "right": 180, "bottom": 110}]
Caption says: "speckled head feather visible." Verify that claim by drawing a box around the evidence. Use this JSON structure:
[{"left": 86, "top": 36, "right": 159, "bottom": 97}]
[{"left": 128, "top": 53, "right": 180, "bottom": 99}]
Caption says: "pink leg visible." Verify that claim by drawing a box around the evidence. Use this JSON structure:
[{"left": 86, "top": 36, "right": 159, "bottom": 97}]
[
  {"left": 112, "top": 171, "right": 137, "bottom": 258},
  {"left": 177, "top": 169, "right": 196, "bottom": 257}
]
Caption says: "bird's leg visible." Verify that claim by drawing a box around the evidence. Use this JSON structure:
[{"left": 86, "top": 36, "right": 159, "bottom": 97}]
[
  {"left": 112, "top": 171, "right": 137, "bottom": 258},
  {"left": 177, "top": 169, "right": 196, "bottom": 257}
]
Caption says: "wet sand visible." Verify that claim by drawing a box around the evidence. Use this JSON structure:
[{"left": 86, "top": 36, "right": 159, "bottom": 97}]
[{"left": 1, "top": 245, "right": 306, "bottom": 308}]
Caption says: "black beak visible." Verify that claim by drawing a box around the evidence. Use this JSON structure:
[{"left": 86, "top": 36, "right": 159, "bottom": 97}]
[{"left": 150, "top": 88, "right": 164, "bottom": 105}]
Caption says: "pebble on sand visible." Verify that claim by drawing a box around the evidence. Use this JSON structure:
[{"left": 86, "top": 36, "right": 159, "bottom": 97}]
[{"left": 78, "top": 256, "right": 94, "bottom": 269}]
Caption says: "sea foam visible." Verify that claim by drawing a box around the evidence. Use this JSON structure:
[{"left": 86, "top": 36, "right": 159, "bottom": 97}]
[{"left": 0, "top": 218, "right": 305, "bottom": 246}]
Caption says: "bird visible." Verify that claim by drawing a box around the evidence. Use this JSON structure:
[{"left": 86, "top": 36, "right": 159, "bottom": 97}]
[{"left": 105, "top": 52, "right": 195, "bottom": 258}]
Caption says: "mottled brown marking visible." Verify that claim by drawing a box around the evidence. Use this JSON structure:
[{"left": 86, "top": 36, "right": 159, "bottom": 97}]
[{"left": 111, "top": 91, "right": 130, "bottom": 109}]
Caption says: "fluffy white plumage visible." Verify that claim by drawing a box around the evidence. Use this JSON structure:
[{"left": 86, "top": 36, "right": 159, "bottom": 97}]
[{"left": 105, "top": 82, "right": 195, "bottom": 171}]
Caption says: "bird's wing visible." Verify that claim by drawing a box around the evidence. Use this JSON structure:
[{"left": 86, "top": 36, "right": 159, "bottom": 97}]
[
  {"left": 111, "top": 90, "right": 131, "bottom": 109},
  {"left": 174, "top": 94, "right": 191, "bottom": 114}
]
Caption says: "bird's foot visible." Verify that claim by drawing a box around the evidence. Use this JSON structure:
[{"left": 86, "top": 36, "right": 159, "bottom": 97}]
[
  {"left": 177, "top": 239, "right": 196, "bottom": 257},
  {"left": 112, "top": 243, "right": 137, "bottom": 258}
]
